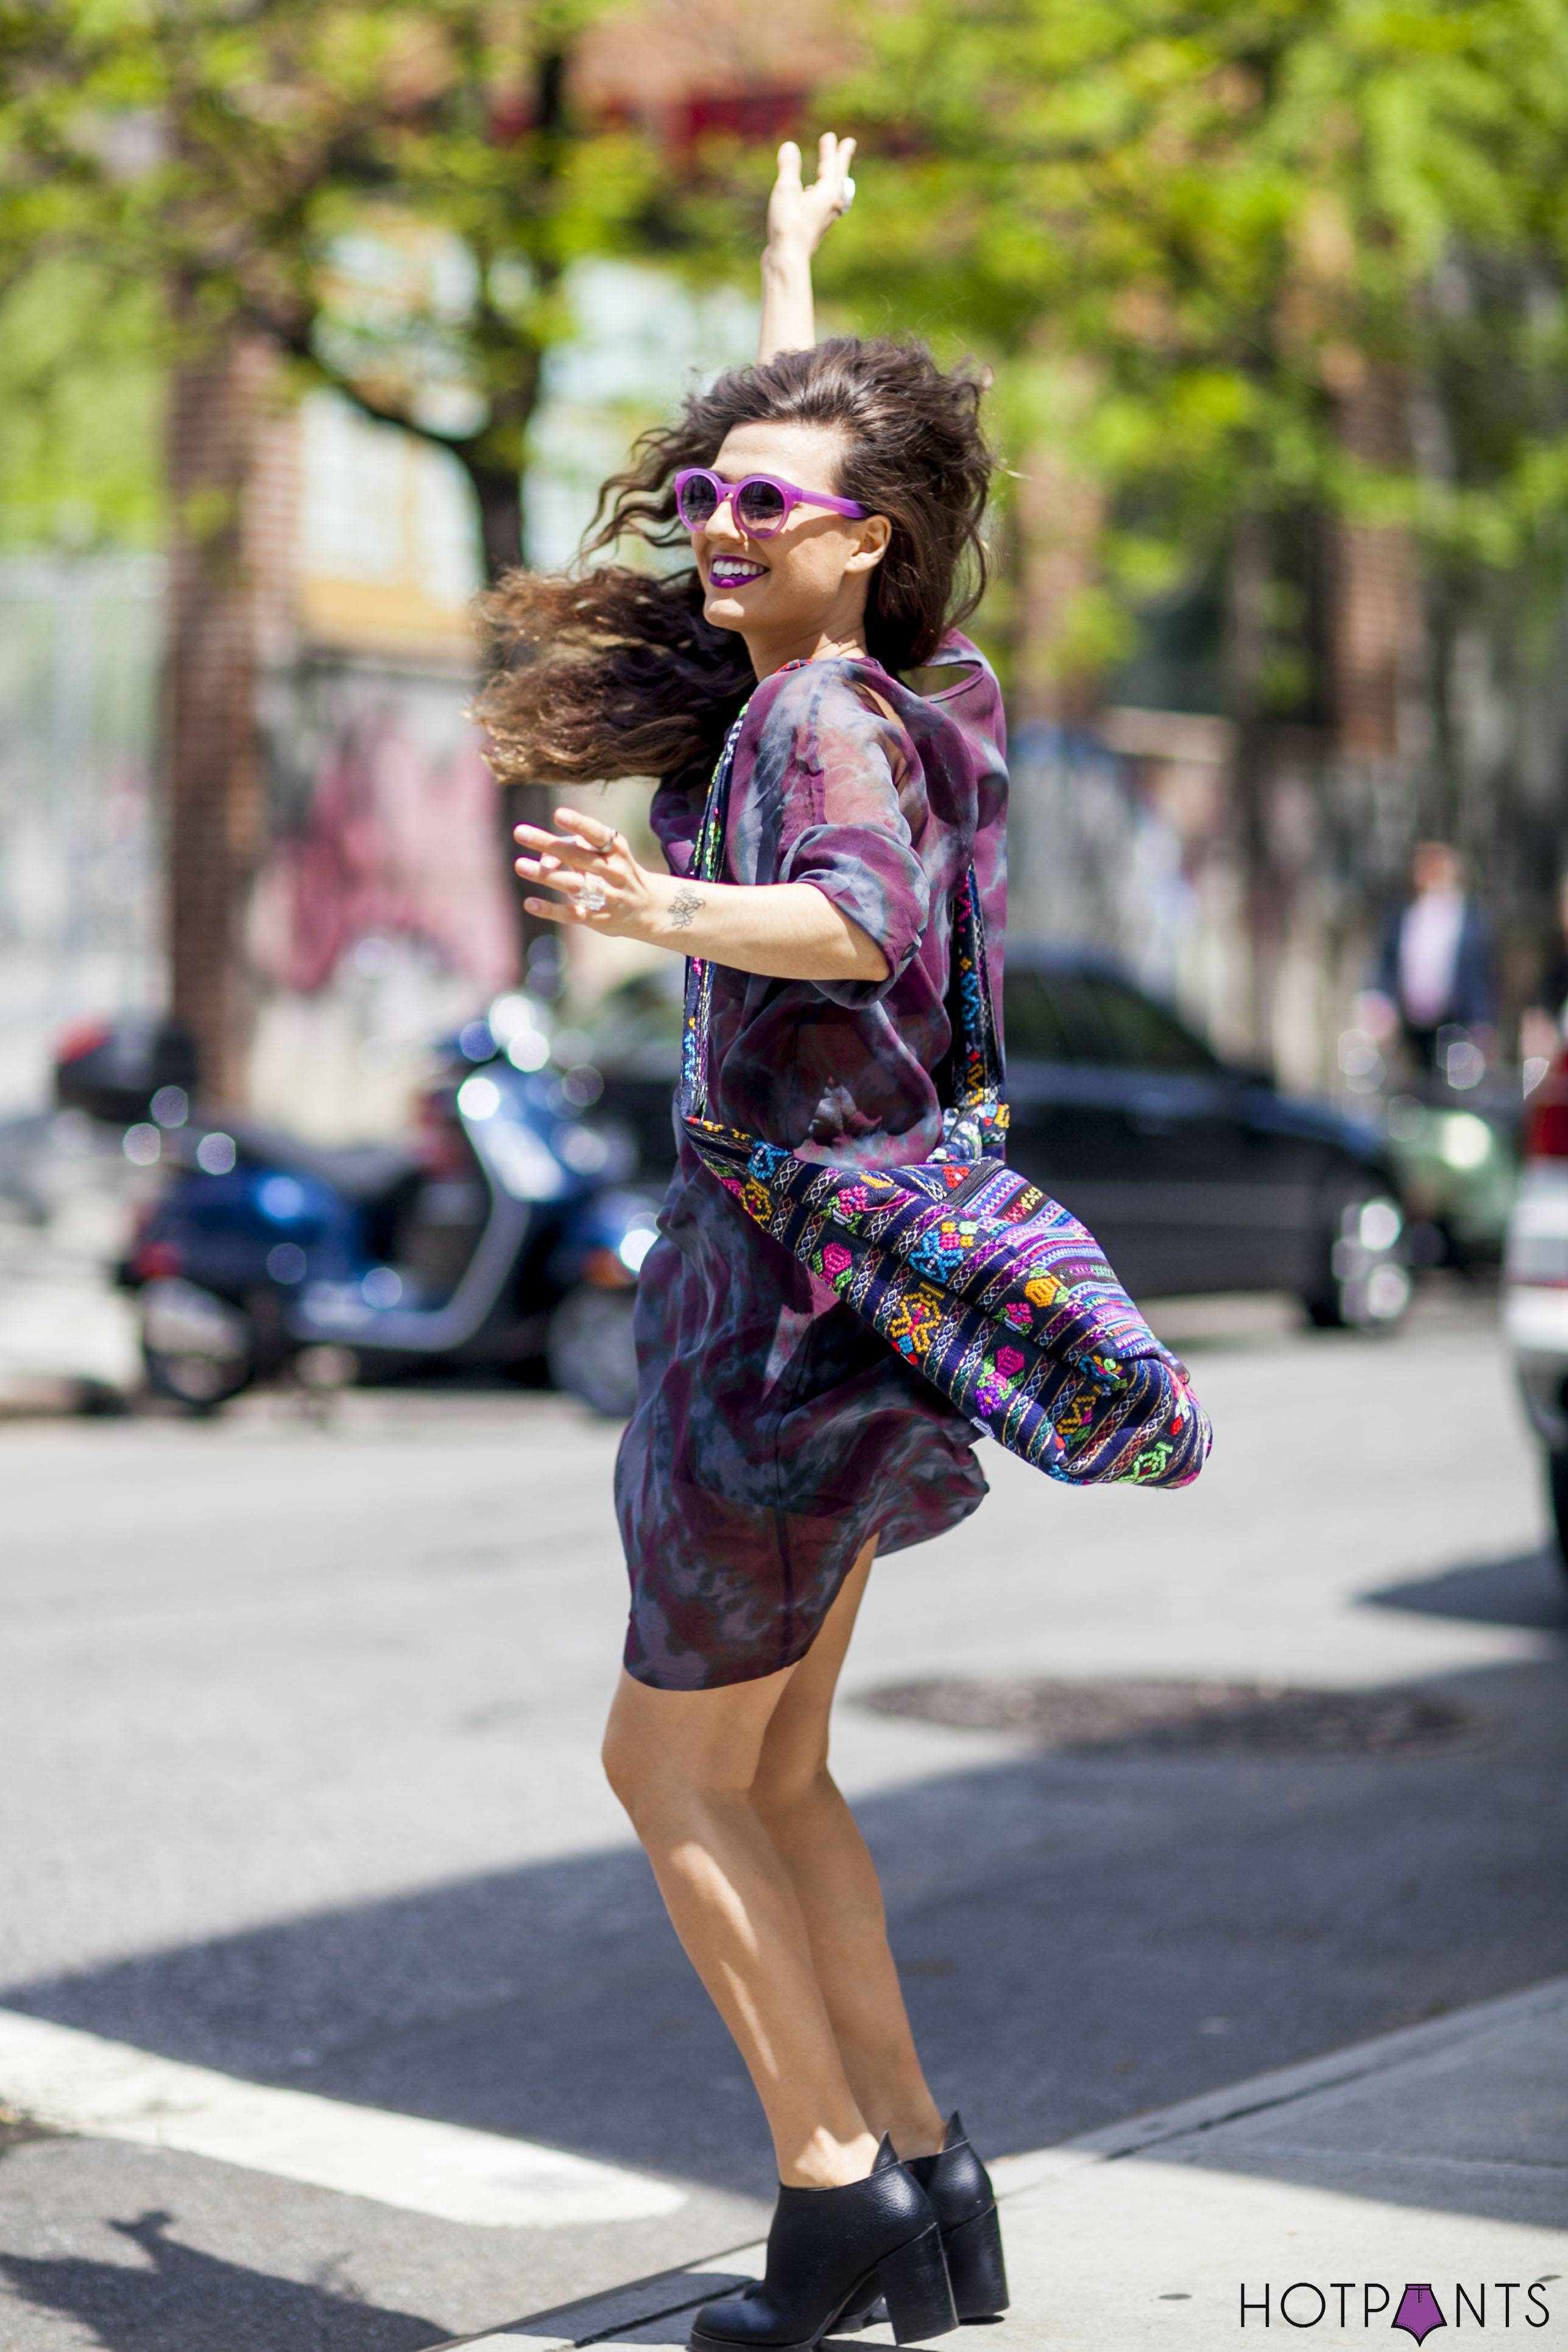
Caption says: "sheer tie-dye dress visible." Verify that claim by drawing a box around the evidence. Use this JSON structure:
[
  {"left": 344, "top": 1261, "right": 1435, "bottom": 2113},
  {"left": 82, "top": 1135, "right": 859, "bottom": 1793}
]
[{"left": 614, "top": 638, "right": 1008, "bottom": 1691}]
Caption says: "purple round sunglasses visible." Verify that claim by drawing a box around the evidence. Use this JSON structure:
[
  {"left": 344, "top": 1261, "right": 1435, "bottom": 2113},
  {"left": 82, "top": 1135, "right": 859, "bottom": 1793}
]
[{"left": 673, "top": 467, "right": 868, "bottom": 539}]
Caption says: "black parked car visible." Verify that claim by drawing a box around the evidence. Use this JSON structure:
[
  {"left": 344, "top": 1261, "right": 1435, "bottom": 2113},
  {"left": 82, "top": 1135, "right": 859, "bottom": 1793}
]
[
  {"left": 1001, "top": 950, "right": 1408, "bottom": 1326},
  {"left": 582, "top": 948, "right": 1410, "bottom": 1330}
]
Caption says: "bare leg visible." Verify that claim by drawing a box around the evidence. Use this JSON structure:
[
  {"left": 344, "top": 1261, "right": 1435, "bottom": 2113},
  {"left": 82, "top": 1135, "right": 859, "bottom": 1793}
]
[
  {"left": 604, "top": 1539, "right": 946, "bottom": 2184},
  {"left": 752, "top": 1544, "right": 946, "bottom": 2160},
  {"left": 603, "top": 1631, "right": 878, "bottom": 2189}
]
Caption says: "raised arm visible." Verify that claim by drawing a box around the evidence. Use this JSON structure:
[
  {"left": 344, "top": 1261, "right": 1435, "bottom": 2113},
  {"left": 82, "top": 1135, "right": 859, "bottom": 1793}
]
[{"left": 758, "top": 133, "right": 856, "bottom": 364}]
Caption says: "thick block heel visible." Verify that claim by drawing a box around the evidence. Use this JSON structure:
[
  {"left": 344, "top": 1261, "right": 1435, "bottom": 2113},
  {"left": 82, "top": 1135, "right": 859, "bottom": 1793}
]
[
  {"left": 877, "top": 2222, "right": 958, "bottom": 2345},
  {"left": 944, "top": 2204, "right": 1009, "bottom": 2321}
]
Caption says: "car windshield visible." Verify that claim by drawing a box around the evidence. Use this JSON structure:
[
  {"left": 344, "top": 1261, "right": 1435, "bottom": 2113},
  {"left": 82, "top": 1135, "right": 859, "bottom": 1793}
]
[
  {"left": 1002, "top": 970, "right": 1095, "bottom": 1061},
  {"left": 1001, "top": 967, "right": 1218, "bottom": 1072},
  {"left": 1076, "top": 975, "right": 1218, "bottom": 1072}
]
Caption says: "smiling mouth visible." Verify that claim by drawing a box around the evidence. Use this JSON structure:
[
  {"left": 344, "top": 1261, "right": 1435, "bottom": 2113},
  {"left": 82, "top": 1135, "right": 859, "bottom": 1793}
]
[{"left": 707, "top": 559, "right": 768, "bottom": 588}]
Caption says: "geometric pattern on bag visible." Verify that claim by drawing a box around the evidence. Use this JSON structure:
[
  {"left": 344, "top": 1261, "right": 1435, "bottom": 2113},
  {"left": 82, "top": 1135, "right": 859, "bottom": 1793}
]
[{"left": 677, "top": 704, "right": 1212, "bottom": 1489}]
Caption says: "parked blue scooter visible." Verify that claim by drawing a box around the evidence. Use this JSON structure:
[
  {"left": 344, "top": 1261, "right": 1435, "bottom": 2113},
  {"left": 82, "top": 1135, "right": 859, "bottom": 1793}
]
[{"left": 119, "top": 1005, "right": 660, "bottom": 1415}]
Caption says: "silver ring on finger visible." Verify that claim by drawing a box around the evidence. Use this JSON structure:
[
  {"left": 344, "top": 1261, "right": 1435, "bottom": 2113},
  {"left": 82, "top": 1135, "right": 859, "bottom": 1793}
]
[
  {"left": 598, "top": 830, "right": 622, "bottom": 862},
  {"left": 838, "top": 176, "right": 855, "bottom": 214},
  {"left": 577, "top": 874, "right": 608, "bottom": 916}
]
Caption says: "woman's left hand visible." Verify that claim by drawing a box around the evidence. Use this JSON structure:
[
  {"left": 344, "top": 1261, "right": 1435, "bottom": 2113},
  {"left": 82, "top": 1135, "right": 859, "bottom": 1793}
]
[
  {"left": 766, "top": 133, "right": 856, "bottom": 260},
  {"left": 514, "top": 808, "right": 659, "bottom": 938}
]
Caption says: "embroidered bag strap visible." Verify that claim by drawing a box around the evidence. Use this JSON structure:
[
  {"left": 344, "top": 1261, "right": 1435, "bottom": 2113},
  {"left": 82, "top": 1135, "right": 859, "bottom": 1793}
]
[
  {"left": 679, "top": 710, "right": 746, "bottom": 1128},
  {"left": 945, "top": 864, "right": 1002, "bottom": 1110}
]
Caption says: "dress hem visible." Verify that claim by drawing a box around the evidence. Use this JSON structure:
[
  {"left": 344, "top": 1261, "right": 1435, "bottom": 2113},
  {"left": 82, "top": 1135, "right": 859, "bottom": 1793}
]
[{"left": 619, "top": 1457, "right": 988, "bottom": 1692}]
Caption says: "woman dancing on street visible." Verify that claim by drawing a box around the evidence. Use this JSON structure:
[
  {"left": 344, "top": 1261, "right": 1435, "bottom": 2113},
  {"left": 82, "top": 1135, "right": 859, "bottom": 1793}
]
[{"left": 483, "top": 135, "right": 1010, "bottom": 2352}]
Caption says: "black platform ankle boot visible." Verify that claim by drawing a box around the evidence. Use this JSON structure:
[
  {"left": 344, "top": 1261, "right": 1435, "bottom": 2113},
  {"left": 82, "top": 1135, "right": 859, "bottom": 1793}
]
[
  {"left": 908, "top": 2114, "right": 1008, "bottom": 2322},
  {"left": 688, "top": 2137, "right": 958, "bottom": 2352},
  {"left": 838, "top": 2114, "right": 1008, "bottom": 2331}
]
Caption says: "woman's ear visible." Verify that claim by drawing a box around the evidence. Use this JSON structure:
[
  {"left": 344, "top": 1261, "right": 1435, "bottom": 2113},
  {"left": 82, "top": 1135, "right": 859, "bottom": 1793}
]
[{"left": 844, "top": 513, "right": 892, "bottom": 574}]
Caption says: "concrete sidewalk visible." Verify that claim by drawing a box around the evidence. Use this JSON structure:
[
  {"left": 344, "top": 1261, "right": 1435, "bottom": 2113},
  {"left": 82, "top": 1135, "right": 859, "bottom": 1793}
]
[{"left": 435, "top": 1976, "right": 1568, "bottom": 2351}]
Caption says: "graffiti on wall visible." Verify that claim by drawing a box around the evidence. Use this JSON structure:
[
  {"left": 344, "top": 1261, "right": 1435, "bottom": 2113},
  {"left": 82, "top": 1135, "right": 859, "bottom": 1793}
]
[{"left": 250, "top": 702, "right": 515, "bottom": 1001}]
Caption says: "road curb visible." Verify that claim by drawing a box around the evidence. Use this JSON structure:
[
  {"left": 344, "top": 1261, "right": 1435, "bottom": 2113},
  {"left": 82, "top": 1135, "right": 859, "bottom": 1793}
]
[
  {"left": 992, "top": 1969, "right": 1568, "bottom": 2182},
  {"left": 425, "top": 1972, "right": 1568, "bottom": 2351}
]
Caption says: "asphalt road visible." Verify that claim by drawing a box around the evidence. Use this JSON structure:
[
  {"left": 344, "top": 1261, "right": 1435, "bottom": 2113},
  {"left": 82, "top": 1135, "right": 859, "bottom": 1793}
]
[{"left": 1, "top": 1285, "right": 1565, "bottom": 2350}]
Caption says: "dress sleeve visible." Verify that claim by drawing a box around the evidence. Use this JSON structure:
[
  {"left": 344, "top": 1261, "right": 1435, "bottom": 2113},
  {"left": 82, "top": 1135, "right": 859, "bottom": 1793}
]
[
  {"left": 768, "top": 671, "right": 931, "bottom": 1009},
  {"left": 648, "top": 766, "right": 707, "bottom": 878}
]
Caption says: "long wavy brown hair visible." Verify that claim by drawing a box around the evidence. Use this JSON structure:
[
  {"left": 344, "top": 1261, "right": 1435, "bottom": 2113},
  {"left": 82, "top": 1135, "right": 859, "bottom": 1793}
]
[{"left": 477, "top": 336, "right": 994, "bottom": 798}]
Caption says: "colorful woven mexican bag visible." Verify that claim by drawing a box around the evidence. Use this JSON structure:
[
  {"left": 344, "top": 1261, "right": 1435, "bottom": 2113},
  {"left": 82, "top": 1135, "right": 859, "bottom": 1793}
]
[{"left": 678, "top": 713, "right": 1212, "bottom": 1489}]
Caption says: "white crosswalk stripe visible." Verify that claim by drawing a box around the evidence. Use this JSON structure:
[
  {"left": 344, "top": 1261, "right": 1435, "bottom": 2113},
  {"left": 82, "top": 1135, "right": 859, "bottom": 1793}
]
[{"left": 0, "top": 2007, "right": 685, "bottom": 2228}]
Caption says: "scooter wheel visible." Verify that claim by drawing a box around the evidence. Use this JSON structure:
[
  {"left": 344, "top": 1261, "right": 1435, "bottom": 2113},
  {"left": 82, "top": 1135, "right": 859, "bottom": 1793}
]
[
  {"left": 547, "top": 1285, "right": 638, "bottom": 1419},
  {"left": 142, "top": 1344, "right": 253, "bottom": 1412},
  {"left": 139, "top": 1279, "right": 256, "bottom": 1411}
]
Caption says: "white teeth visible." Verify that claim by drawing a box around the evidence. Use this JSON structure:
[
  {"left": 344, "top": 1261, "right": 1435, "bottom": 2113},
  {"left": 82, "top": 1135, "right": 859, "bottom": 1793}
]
[{"left": 710, "top": 562, "right": 765, "bottom": 585}]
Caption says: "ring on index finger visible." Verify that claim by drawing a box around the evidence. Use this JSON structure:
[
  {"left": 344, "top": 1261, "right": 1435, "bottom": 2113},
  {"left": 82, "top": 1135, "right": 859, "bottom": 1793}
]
[
  {"left": 598, "top": 829, "right": 623, "bottom": 861},
  {"left": 577, "top": 875, "right": 608, "bottom": 916},
  {"left": 838, "top": 176, "right": 855, "bottom": 214}
]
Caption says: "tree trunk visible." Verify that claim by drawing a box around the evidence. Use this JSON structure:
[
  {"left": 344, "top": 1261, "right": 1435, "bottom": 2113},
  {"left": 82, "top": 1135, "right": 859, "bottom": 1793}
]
[
  {"left": 465, "top": 451, "right": 560, "bottom": 993},
  {"left": 1224, "top": 508, "right": 1279, "bottom": 1058},
  {"left": 1332, "top": 361, "right": 1418, "bottom": 762},
  {"left": 473, "top": 459, "right": 524, "bottom": 585},
  {"left": 1009, "top": 439, "right": 1104, "bottom": 729},
  {"left": 164, "top": 320, "right": 273, "bottom": 1107}
]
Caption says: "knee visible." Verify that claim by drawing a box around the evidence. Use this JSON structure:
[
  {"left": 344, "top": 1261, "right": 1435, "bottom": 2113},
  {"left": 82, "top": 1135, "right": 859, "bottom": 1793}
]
[
  {"left": 750, "top": 1742, "right": 833, "bottom": 1826},
  {"left": 601, "top": 1711, "right": 651, "bottom": 1819},
  {"left": 601, "top": 1699, "right": 732, "bottom": 1832}
]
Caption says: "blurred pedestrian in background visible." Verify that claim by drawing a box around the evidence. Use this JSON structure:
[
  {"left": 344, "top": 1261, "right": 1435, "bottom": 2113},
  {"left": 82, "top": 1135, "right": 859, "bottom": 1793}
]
[{"left": 1363, "top": 842, "right": 1497, "bottom": 1078}]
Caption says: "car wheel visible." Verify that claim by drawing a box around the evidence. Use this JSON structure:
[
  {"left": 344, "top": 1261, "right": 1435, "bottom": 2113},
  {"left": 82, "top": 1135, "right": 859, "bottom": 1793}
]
[
  {"left": 547, "top": 1285, "right": 639, "bottom": 1418},
  {"left": 1302, "top": 1192, "right": 1412, "bottom": 1333},
  {"left": 139, "top": 1279, "right": 255, "bottom": 1410},
  {"left": 1546, "top": 1455, "right": 1568, "bottom": 1584}
]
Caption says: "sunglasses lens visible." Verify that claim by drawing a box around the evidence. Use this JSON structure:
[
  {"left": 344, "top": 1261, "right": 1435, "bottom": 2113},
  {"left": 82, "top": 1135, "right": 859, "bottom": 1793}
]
[
  {"left": 736, "top": 480, "right": 786, "bottom": 532},
  {"left": 677, "top": 475, "right": 719, "bottom": 528}
]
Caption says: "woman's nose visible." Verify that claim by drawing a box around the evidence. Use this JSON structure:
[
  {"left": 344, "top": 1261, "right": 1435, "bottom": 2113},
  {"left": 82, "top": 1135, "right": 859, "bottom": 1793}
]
[{"left": 704, "top": 492, "right": 746, "bottom": 546}]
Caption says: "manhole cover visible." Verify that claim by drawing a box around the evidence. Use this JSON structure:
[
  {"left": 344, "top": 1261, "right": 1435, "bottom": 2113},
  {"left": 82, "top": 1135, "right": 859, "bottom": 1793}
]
[{"left": 855, "top": 1678, "right": 1479, "bottom": 1756}]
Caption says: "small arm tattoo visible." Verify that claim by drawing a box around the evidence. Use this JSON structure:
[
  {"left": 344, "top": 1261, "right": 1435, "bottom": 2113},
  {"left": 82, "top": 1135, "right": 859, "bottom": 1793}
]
[{"left": 668, "top": 885, "right": 705, "bottom": 931}]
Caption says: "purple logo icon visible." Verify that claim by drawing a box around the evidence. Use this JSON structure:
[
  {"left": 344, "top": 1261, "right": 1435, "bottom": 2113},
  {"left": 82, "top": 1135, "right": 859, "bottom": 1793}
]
[{"left": 1393, "top": 2284, "right": 1446, "bottom": 2345}]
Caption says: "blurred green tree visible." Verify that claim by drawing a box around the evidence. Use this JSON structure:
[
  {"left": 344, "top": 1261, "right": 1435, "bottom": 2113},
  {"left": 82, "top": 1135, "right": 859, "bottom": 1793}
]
[
  {"left": 0, "top": 266, "right": 163, "bottom": 549},
  {"left": 824, "top": 0, "right": 1568, "bottom": 687},
  {"left": 0, "top": 0, "right": 668, "bottom": 575},
  {"left": 0, "top": 0, "right": 669, "bottom": 1090},
  {"left": 818, "top": 0, "right": 1568, "bottom": 1029}
]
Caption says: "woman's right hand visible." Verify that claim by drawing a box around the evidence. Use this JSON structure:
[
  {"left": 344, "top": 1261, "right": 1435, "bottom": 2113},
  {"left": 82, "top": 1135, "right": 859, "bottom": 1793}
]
[{"left": 766, "top": 133, "right": 856, "bottom": 261}]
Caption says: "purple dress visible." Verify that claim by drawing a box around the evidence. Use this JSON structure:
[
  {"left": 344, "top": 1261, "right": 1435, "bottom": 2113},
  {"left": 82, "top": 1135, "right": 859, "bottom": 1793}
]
[{"left": 614, "top": 638, "right": 1008, "bottom": 1691}]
